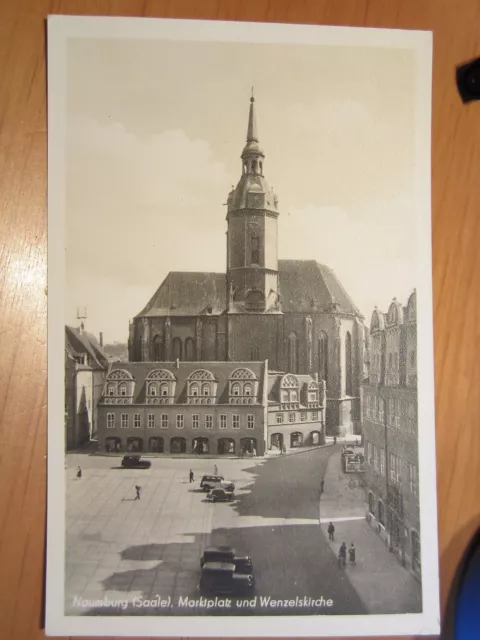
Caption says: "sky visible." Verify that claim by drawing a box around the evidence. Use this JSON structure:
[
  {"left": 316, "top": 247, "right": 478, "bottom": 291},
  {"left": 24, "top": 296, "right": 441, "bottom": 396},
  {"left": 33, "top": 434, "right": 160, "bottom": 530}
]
[{"left": 65, "top": 36, "right": 420, "bottom": 344}]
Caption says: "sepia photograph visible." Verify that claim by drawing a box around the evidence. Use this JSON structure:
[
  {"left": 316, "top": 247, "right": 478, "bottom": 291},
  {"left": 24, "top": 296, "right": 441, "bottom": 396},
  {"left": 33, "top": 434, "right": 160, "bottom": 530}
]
[{"left": 46, "top": 15, "right": 439, "bottom": 637}]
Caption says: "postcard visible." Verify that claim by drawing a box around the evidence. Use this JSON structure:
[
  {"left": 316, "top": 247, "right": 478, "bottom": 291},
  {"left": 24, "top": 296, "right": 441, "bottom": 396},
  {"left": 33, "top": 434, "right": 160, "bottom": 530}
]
[{"left": 46, "top": 15, "right": 439, "bottom": 637}]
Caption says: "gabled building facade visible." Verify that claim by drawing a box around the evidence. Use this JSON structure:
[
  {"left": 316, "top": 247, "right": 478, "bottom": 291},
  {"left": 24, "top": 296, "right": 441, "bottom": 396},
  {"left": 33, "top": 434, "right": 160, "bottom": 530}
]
[
  {"left": 96, "top": 361, "right": 325, "bottom": 457},
  {"left": 361, "top": 291, "right": 420, "bottom": 578},
  {"left": 129, "top": 95, "right": 365, "bottom": 436},
  {"left": 65, "top": 325, "right": 109, "bottom": 449}
]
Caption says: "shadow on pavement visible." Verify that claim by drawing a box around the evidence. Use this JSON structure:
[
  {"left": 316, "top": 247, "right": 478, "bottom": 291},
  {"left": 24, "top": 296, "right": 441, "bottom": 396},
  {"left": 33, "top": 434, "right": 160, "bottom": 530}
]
[
  {"left": 77, "top": 522, "right": 367, "bottom": 617},
  {"left": 231, "top": 448, "right": 334, "bottom": 520}
]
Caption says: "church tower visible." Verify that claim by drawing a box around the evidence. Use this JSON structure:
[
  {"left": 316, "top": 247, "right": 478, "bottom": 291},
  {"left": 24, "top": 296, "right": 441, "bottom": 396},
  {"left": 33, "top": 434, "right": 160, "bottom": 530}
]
[{"left": 226, "top": 93, "right": 281, "bottom": 314}]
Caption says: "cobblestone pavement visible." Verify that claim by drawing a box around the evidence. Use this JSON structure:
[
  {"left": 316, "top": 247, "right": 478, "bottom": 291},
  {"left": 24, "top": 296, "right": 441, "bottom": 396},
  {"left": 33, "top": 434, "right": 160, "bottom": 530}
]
[
  {"left": 65, "top": 449, "right": 366, "bottom": 617},
  {"left": 65, "top": 448, "right": 420, "bottom": 617}
]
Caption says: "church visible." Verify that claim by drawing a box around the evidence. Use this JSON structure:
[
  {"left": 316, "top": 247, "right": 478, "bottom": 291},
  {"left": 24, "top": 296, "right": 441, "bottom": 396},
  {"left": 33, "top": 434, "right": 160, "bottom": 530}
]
[{"left": 128, "top": 95, "right": 366, "bottom": 435}]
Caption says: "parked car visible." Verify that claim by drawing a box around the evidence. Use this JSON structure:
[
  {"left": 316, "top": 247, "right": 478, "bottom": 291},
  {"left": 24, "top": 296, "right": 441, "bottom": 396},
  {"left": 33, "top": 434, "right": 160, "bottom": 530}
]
[
  {"left": 207, "top": 488, "right": 235, "bottom": 503},
  {"left": 200, "top": 546, "right": 253, "bottom": 574},
  {"left": 200, "top": 475, "right": 235, "bottom": 492},
  {"left": 120, "top": 455, "right": 151, "bottom": 469},
  {"left": 199, "top": 561, "right": 255, "bottom": 596}
]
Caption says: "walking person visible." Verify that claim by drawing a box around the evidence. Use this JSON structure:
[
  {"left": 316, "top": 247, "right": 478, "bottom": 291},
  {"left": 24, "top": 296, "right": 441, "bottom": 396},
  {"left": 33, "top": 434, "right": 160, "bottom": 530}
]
[
  {"left": 338, "top": 542, "right": 347, "bottom": 568},
  {"left": 134, "top": 485, "right": 142, "bottom": 501},
  {"left": 76, "top": 466, "right": 82, "bottom": 479},
  {"left": 213, "top": 464, "right": 218, "bottom": 476},
  {"left": 333, "top": 436, "right": 337, "bottom": 445},
  {"left": 189, "top": 469, "right": 194, "bottom": 483},
  {"left": 328, "top": 522, "right": 335, "bottom": 541},
  {"left": 320, "top": 478, "right": 325, "bottom": 493},
  {"left": 349, "top": 543, "right": 356, "bottom": 565}
]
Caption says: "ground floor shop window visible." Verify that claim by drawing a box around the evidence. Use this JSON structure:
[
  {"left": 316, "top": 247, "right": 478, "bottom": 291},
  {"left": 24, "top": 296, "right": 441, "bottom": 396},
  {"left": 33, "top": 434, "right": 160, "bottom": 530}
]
[
  {"left": 240, "top": 437, "right": 257, "bottom": 455},
  {"left": 192, "top": 437, "right": 209, "bottom": 454},
  {"left": 149, "top": 437, "right": 164, "bottom": 453},
  {"left": 290, "top": 432, "right": 303, "bottom": 447},
  {"left": 218, "top": 438, "right": 235, "bottom": 454},
  {"left": 310, "top": 430, "right": 321, "bottom": 445},
  {"left": 126, "top": 437, "right": 143, "bottom": 452},
  {"left": 170, "top": 437, "right": 186, "bottom": 454},
  {"left": 271, "top": 433, "right": 283, "bottom": 450},
  {"left": 105, "top": 436, "right": 121, "bottom": 452}
]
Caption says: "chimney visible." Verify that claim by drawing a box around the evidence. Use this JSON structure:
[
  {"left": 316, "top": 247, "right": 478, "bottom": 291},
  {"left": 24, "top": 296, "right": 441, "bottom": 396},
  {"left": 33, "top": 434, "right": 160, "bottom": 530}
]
[{"left": 99, "top": 332, "right": 103, "bottom": 347}]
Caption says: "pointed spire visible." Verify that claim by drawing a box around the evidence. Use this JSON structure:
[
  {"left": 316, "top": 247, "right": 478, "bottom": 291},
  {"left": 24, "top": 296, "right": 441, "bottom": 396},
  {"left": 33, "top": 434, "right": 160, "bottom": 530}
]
[{"left": 246, "top": 87, "right": 259, "bottom": 143}]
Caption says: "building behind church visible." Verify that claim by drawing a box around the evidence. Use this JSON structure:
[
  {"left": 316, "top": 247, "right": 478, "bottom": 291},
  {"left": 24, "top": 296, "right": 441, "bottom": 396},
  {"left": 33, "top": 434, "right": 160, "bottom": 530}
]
[{"left": 128, "top": 95, "right": 366, "bottom": 436}]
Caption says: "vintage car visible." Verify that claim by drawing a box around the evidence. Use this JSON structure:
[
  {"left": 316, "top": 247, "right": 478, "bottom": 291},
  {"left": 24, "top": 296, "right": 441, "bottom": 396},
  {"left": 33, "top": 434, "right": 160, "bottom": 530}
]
[
  {"left": 200, "top": 475, "right": 235, "bottom": 492},
  {"left": 120, "top": 455, "right": 151, "bottom": 469},
  {"left": 207, "top": 488, "right": 235, "bottom": 503},
  {"left": 199, "top": 562, "right": 255, "bottom": 596},
  {"left": 200, "top": 546, "right": 253, "bottom": 574}
]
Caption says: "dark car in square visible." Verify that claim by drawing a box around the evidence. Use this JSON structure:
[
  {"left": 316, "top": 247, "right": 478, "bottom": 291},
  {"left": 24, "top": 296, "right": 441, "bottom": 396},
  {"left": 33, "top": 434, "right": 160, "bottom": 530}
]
[
  {"left": 120, "top": 455, "right": 151, "bottom": 469},
  {"left": 199, "top": 562, "right": 255, "bottom": 596},
  {"left": 200, "top": 546, "right": 253, "bottom": 574},
  {"left": 207, "top": 488, "right": 235, "bottom": 503},
  {"left": 200, "top": 474, "right": 236, "bottom": 492}
]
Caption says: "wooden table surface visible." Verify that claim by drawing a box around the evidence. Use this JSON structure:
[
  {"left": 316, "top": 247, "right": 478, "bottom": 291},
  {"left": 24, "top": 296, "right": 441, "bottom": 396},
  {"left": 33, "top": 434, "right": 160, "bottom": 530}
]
[{"left": 0, "top": 1, "right": 479, "bottom": 639}]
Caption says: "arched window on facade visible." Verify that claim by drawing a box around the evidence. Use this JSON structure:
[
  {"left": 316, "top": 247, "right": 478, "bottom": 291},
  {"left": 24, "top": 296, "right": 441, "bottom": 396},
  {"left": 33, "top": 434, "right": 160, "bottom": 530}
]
[
  {"left": 202, "top": 383, "right": 210, "bottom": 396},
  {"left": 318, "top": 331, "right": 328, "bottom": 384},
  {"left": 345, "top": 332, "right": 353, "bottom": 396},
  {"left": 288, "top": 332, "right": 298, "bottom": 374},
  {"left": 172, "top": 337, "right": 182, "bottom": 361},
  {"left": 148, "top": 383, "right": 157, "bottom": 397},
  {"left": 152, "top": 335, "right": 163, "bottom": 362},
  {"left": 185, "top": 337, "right": 195, "bottom": 361},
  {"left": 244, "top": 382, "right": 252, "bottom": 397},
  {"left": 190, "top": 383, "right": 199, "bottom": 397},
  {"left": 119, "top": 383, "right": 127, "bottom": 397},
  {"left": 232, "top": 383, "right": 240, "bottom": 396},
  {"left": 159, "top": 382, "right": 169, "bottom": 397}
]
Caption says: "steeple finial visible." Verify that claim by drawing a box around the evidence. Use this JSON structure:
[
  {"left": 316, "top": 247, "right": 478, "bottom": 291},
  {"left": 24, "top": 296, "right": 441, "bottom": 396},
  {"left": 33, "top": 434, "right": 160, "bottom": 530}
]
[{"left": 246, "top": 88, "right": 259, "bottom": 143}]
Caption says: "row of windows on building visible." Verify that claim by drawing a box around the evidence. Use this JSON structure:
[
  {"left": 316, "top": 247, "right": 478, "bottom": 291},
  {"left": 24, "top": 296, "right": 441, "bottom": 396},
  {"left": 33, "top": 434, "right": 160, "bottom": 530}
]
[
  {"left": 275, "top": 410, "right": 319, "bottom": 424},
  {"left": 363, "top": 394, "right": 417, "bottom": 433},
  {"left": 365, "top": 442, "right": 418, "bottom": 496},
  {"left": 106, "top": 412, "right": 256, "bottom": 430}
]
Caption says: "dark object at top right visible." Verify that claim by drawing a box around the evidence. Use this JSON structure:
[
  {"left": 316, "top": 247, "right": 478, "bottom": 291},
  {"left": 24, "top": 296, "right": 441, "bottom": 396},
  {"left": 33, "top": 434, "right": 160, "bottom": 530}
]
[{"left": 457, "top": 57, "right": 480, "bottom": 103}]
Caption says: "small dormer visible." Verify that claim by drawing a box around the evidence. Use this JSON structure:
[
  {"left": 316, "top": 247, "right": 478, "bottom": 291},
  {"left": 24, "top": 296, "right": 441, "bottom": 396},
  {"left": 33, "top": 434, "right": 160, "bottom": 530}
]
[
  {"left": 104, "top": 369, "right": 135, "bottom": 405},
  {"left": 280, "top": 373, "right": 300, "bottom": 409},
  {"left": 228, "top": 367, "right": 258, "bottom": 405},
  {"left": 187, "top": 369, "right": 217, "bottom": 405},
  {"left": 146, "top": 369, "right": 176, "bottom": 405}
]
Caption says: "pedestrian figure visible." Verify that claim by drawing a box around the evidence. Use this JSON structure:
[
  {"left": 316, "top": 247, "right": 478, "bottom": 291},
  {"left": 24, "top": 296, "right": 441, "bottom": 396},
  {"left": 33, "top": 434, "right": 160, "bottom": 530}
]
[
  {"left": 328, "top": 522, "right": 335, "bottom": 541},
  {"left": 333, "top": 436, "right": 337, "bottom": 445},
  {"left": 213, "top": 464, "right": 218, "bottom": 476},
  {"left": 320, "top": 478, "right": 325, "bottom": 493},
  {"left": 189, "top": 470, "right": 194, "bottom": 483},
  {"left": 76, "top": 466, "right": 82, "bottom": 479},
  {"left": 349, "top": 543, "right": 356, "bottom": 565},
  {"left": 134, "top": 485, "right": 142, "bottom": 500},
  {"left": 338, "top": 542, "right": 347, "bottom": 567},
  {"left": 252, "top": 448, "right": 257, "bottom": 457},
  {"left": 282, "top": 444, "right": 287, "bottom": 455}
]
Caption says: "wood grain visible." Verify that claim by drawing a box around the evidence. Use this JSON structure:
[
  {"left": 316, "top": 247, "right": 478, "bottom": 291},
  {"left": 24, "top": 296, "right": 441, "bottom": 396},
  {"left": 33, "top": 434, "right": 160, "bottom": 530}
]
[{"left": 0, "top": 1, "right": 479, "bottom": 638}]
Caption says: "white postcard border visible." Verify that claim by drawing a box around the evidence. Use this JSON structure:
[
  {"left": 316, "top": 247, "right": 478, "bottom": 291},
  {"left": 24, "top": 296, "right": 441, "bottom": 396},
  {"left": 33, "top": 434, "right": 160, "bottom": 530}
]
[{"left": 46, "top": 15, "right": 439, "bottom": 637}]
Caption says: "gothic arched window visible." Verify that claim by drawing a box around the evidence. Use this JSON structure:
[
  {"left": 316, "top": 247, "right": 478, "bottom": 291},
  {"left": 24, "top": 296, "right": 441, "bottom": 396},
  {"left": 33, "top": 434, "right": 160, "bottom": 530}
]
[
  {"left": 172, "top": 337, "right": 182, "bottom": 361},
  {"left": 318, "top": 331, "right": 328, "bottom": 384},
  {"left": 288, "top": 332, "right": 298, "bottom": 374},
  {"left": 185, "top": 337, "right": 195, "bottom": 361},
  {"left": 152, "top": 335, "right": 163, "bottom": 362},
  {"left": 345, "top": 332, "right": 353, "bottom": 396},
  {"left": 191, "top": 383, "right": 199, "bottom": 397}
]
